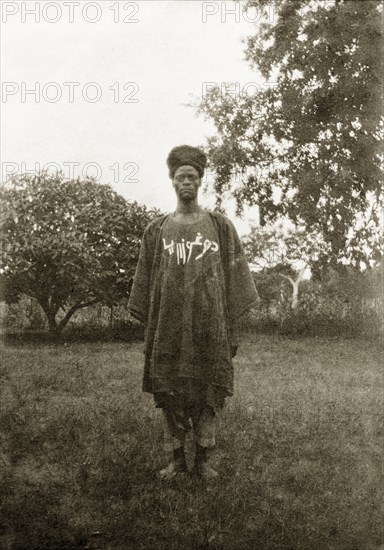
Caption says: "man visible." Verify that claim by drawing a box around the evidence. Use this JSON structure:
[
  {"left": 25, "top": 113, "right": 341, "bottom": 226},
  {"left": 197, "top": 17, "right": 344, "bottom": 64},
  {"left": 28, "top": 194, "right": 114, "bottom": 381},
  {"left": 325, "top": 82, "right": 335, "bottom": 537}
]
[{"left": 128, "top": 145, "right": 259, "bottom": 480}]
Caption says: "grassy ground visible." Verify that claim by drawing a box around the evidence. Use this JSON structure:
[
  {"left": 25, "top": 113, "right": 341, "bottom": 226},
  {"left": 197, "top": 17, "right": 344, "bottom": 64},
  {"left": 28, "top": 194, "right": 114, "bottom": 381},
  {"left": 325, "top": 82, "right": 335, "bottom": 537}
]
[{"left": 1, "top": 335, "right": 383, "bottom": 550}]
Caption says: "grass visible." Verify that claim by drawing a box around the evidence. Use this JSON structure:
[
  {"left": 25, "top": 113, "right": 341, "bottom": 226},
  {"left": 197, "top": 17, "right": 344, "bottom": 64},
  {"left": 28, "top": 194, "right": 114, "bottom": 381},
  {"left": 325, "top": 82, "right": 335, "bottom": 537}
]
[{"left": 0, "top": 334, "right": 383, "bottom": 550}]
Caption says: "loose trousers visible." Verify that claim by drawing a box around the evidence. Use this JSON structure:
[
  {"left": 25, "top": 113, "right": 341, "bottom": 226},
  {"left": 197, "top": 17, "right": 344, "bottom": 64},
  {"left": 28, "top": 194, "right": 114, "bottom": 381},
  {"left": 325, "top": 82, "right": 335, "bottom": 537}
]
[{"left": 162, "top": 404, "right": 217, "bottom": 452}]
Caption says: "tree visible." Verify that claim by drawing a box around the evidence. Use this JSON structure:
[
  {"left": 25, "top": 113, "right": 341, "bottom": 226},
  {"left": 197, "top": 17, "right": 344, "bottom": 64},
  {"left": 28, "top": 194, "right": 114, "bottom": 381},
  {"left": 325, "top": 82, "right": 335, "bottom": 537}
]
[
  {"left": 0, "top": 172, "right": 157, "bottom": 334},
  {"left": 243, "top": 224, "right": 329, "bottom": 308},
  {"left": 197, "top": 0, "right": 384, "bottom": 268}
]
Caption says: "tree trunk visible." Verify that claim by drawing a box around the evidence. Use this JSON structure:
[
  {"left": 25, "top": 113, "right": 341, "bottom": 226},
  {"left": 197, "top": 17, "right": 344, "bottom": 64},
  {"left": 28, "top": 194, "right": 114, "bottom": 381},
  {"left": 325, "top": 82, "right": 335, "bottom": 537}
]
[
  {"left": 280, "top": 268, "right": 306, "bottom": 310},
  {"left": 38, "top": 297, "right": 98, "bottom": 336},
  {"left": 44, "top": 312, "right": 61, "bottom": 339},
  {"left": 291, "top": 279, "right": 300, "bottom": 310},
  {"left": 38, "top": 298, "right": 60, "bottom": 336},
  {"left": 57, "top": 300, "right": 98, "bottom": 332}
]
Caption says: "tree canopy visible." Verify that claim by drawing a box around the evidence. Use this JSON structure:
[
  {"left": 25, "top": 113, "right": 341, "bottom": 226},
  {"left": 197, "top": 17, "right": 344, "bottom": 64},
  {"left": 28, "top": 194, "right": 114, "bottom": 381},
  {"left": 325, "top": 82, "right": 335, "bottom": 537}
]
[
  {"left": 197, "top": 0, "right": 383, "bottom": 268},
  {"left": 0, "top": 172, "right": 157, "bottom": 333}
]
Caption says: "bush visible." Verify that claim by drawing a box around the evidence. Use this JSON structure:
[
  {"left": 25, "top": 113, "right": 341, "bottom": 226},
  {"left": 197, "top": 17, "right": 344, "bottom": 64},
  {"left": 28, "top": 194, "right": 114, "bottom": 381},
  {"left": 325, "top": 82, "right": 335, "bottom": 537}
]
[
  {"left": 1, "top": 296, "right": 46, "bottom": 332},
  {"left": 49, "top": 302, "right": 145, "bottom": 342},
  {"left": 241, "top": 278, "right": 383, "bottom": 338},
  {"left": 1, "top": 299, "right": 144, "bottom": 343}
]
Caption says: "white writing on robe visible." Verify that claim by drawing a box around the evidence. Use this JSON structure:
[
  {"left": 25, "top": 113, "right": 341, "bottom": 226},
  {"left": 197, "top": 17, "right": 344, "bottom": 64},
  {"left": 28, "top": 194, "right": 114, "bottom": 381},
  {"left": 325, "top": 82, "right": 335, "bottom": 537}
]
[{"left": 163, "top": 232, "right": 219, "bottom": 265}]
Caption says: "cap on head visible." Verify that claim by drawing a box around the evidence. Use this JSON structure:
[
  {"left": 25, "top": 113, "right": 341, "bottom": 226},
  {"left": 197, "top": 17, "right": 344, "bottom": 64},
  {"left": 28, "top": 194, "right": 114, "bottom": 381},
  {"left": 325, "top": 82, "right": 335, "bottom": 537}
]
[{"left": 166, "top": 145, "right": 207, "bottom": 179}]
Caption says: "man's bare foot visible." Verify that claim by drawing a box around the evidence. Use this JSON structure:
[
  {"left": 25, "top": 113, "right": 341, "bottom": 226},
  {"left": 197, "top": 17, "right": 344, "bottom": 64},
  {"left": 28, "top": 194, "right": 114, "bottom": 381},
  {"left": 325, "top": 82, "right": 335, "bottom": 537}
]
[
  {"left": 193, "top": 462, "right": 219, "bottom": 480},
  {"left": 193, "top": 444, "right": 218, "bottom": 479},
  {"left": 158, "top": 460, "right": 188, "bottom": 480}
]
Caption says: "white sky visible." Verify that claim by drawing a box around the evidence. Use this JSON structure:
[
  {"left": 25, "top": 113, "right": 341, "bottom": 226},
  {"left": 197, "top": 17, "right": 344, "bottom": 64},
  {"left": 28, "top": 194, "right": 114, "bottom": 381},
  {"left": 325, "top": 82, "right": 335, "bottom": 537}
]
[{"left": 1, "top": 0, "right": 271, "bottom": 234}]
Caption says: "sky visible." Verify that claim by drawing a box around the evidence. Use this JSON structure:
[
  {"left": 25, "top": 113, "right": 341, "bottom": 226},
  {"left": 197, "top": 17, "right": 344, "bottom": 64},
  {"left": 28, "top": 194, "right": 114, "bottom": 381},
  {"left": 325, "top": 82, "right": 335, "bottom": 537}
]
[{"left": 1, "top": 0, "right": 273, "bottom": 234}]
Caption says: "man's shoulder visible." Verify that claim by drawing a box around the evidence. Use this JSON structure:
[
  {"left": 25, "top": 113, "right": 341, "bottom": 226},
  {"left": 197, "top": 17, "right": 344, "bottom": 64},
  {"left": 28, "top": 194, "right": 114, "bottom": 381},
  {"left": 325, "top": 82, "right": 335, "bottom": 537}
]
[
  {"left": 207, "top": 210, "right": 236, "bottom": 231},
  {"left": 144, "top": 213, "right": 169, "bottom": 233}
]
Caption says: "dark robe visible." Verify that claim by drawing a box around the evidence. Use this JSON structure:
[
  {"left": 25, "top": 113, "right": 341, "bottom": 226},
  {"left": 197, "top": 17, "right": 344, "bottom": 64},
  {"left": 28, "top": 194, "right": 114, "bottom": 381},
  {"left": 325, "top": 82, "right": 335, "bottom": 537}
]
[{"left": 128, "top": 211, "right": 259, "bottom": 409}]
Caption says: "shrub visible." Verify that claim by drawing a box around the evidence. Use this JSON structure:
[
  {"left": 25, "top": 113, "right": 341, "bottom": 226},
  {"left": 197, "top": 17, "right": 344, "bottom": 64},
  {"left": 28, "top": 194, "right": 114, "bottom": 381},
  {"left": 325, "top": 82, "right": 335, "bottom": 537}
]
[
  {"left": 241, "top": 278, "right": 383, "bottom": 338},
  {"left": 1, "top": 299, "right": 144, "bottom": 343}
]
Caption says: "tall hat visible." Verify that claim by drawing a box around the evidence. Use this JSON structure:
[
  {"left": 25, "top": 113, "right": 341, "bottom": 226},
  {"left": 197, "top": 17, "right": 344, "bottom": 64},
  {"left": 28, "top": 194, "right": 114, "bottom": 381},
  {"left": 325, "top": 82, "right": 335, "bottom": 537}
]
[{"left": 166, "top": 145, "right": 207, "bottom": 178}]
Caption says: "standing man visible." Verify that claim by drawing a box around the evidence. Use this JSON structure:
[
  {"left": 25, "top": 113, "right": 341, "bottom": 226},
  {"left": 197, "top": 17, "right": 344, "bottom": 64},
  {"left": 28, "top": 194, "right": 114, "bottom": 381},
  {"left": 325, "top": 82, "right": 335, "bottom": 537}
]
[{"left": 128, "top": 145, "right": 259, "bottom": 479}]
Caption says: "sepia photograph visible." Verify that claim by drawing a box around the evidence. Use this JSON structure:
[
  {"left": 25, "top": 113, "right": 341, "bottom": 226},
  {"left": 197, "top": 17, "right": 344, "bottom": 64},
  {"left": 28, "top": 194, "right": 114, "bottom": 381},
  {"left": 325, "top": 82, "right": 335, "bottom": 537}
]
[{"left": 1, "top": 1, "right": 383, "bottom": 548}]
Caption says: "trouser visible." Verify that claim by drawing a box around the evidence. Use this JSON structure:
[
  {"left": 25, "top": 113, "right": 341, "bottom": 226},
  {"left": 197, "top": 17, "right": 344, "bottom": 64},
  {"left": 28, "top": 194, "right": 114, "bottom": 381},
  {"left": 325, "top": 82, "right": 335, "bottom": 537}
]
[{"left": 162, "top": 404, "right": 217, "bottom": 452}]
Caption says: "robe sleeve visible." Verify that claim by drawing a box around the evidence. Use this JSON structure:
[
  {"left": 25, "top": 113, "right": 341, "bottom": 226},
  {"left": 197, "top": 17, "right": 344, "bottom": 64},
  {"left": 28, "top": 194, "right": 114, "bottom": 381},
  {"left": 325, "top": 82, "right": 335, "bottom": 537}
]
[
  {"left": 127, "top": 222, "right": 157, "bottom": 324},
  {"left": 224, "top": 218, "right": 260, "bottom": 322}
]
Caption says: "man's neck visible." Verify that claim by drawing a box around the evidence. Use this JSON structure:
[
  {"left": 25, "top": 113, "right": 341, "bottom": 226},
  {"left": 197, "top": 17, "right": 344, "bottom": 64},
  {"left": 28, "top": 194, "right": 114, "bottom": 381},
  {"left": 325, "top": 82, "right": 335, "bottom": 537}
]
[{"left": 175, "top": 199, "right": 201, "bottom": 215}]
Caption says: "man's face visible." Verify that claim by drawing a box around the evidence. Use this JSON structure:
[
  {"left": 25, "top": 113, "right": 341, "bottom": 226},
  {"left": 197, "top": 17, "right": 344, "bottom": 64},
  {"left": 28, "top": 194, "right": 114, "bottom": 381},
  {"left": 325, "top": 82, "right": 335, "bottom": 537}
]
[{"left": 172, "top": 165, "right": 201, "bottom": 201}]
